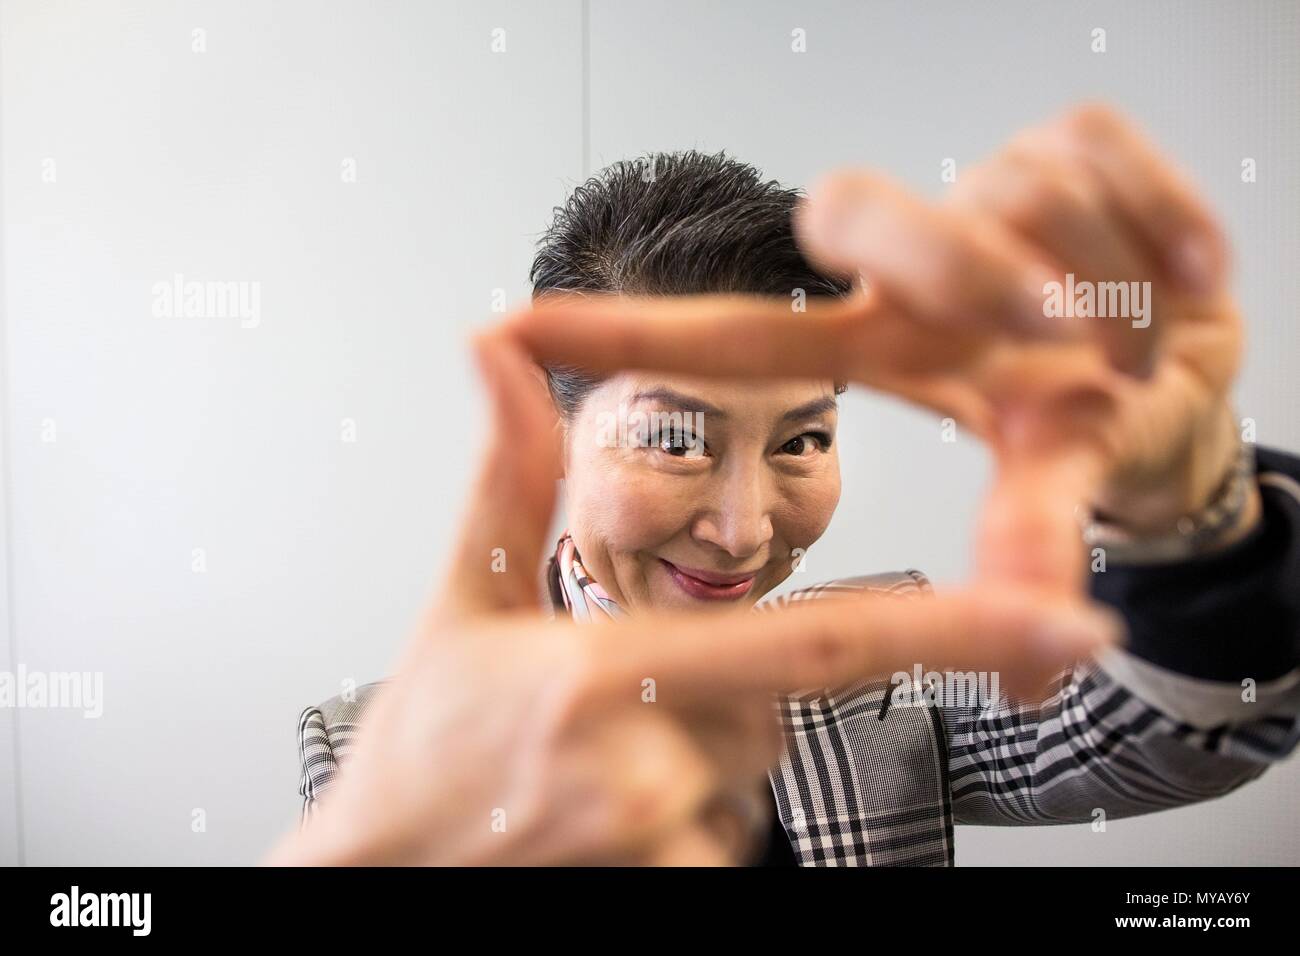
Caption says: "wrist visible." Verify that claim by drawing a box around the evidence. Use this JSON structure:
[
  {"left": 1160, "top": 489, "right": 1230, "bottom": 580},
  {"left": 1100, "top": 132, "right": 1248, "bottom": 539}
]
[
  {"left": 1096, "top": 404, "right": 1241, "bottom": 534},
  {"left": 1083, "top": 424, "right": 1261, "bottom": 564},
  {"left": 263, "top": 819, "right": 375, "bottom": 867},
  {"left": 264, "top": 788, "right": 427, "bottom": 866}
]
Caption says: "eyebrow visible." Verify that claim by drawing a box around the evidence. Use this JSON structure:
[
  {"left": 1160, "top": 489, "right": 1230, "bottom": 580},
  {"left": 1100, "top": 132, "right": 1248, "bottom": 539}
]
[
  {"left": 627, "top": 388, "right": 838, "bottom": 423},
  {"left": 628, "top": 387, "right": 725, "bottom": 417},
  {"left": 781, "top": 396, "right": 840, "bottom": 422}
]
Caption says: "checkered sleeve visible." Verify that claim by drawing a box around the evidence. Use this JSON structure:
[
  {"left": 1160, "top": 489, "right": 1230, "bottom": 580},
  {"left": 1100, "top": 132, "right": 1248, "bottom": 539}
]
[
  {"left": 942, "top": 659, "right": 1300, "bottom": 825},
  {"left": 296, "top": 705, "right": 337, "bottom": 828},
  {"left": 945, "top": 448, "right": 1300, "bottom": 825},
  {"left": 295, "top": 686, "right": 380, "bottom": 827}
]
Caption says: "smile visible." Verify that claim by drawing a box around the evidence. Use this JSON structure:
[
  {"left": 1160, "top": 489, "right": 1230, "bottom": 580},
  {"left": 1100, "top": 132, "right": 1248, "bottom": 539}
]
[{"left": 659, "top": 559, "right": 757, "bottom": 601}]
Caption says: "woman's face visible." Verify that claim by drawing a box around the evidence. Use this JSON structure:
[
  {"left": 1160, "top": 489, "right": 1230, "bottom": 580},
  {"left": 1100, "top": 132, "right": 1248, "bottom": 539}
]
[{"left": 561, "top": 372, "right": 842, "bottom": 613}]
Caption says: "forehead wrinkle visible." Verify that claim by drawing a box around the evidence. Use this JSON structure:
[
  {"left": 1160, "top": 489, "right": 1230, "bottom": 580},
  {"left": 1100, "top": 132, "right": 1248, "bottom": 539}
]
[{"left": 627, "top": 385, "right": 726, "bottom": 419}]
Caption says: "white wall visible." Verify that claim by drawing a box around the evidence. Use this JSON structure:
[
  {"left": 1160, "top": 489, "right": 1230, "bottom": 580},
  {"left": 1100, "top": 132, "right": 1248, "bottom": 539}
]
[
  {"left": 1, "top": 0, "right": 1296, "bottom": 865},
  {"left": 1, "top": 0, "right": 583, "bottom": 865},
  {"left": 0, "top": 288, "right": 18, "bottom": 863}
]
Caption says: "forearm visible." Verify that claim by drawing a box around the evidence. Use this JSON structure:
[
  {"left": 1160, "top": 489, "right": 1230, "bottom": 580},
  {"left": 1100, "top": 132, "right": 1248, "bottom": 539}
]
[{"left": 1089, "top": 445, "right": 1299, "bottom": 694}]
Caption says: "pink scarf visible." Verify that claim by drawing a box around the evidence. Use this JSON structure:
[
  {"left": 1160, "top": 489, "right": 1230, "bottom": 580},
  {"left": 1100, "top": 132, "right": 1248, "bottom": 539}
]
[{"left": 552, "top": 533, "right": 626, "bottom": 621}]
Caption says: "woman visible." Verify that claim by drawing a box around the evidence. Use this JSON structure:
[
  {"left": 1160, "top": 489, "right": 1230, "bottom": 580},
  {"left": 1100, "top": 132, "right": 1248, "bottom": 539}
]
[{"left": 294, "top": 111, "right": 1300, "bottom": 865}]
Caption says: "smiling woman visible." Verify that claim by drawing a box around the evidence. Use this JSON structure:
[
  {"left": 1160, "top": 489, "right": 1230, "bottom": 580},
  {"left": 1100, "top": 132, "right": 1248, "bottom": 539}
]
[
  {"left": 530, "top": 152, "right": 852, "bottom": 614},
  {"left": 556, "top": 373, "right": 843, "bottom": 612}
]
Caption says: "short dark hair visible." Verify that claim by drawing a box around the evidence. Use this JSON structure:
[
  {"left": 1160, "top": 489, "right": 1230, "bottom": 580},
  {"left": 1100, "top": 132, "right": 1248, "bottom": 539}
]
[{"left": 530, "top": 151, "right": 851, "bottom": 418}]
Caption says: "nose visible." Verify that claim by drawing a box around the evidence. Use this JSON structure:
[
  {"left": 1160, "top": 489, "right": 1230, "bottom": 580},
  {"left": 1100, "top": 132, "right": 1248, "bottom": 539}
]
[{"left": 690, "top": 462, "right": 775, "bottom": 561}]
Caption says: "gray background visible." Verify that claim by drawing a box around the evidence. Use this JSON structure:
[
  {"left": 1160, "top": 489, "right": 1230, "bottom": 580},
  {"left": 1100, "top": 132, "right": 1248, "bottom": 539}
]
[{"left": 1, "top": 0, "right": 1296, "bottom": 865}]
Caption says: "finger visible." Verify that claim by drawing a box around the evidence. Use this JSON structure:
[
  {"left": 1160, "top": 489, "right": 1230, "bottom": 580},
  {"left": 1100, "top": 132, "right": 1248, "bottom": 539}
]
[
  {"left": 884, "top": 372, "right": 997, "bottom": 440},
  {"left": 508, "top": 291, "right": 860, "bottom": 382},
  {"left": 548, "top": 711, "right": 719, "bottom": 864},
  {"left": 695, "top": 782, "right": 772, "bottom": 864},
  {"left": 628, "top": 784, "right": 768, "bottom": 866},
  {"left": 950, "top": 147, "right": 1165, "bottom": 378},
  {"left": 796, "top": 169, "right": 1073, "bottom": 339},
  {"left": 970, "top": 349, "right": 1115, "bottom": 597},
  {"left": 504, "top": 291, "right": 988, "bottom": 388},
  {"left": 438, "top": 332, "right": 562, "bottom": 618},
  {"left": 639, "top": 823, "right": 731, "bottom": 867},
  {"left": 591, "top": 585, "right": 1123, "bottom": 705},
  {"left": 1042, "top": 104, "right": 1229, "bottom": 296},
  {"left": 974, "top": 337, "right": 1117, "bottom": 409},
  {"left": 671, "top": 695, "right": 783, "bottom": 783},
  {"left": 976, "top": 432, "right": 1109, "bottom": 597},
  {"left": 507, "top": 291, "right": 999, "bottom": 439}
]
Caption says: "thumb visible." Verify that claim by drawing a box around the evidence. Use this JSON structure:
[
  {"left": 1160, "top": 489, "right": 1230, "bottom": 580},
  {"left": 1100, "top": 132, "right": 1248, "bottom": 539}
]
[
  {"left": 976, "top": 409, "right": 1106, "bottom": 597},
  {"left": 437, "top": 331, "right": 562, "bottom": 619}
]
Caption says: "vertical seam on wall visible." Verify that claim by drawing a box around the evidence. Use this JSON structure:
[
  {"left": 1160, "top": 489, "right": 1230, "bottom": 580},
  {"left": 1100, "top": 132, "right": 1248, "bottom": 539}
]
[
  {"left": 0, "top": 10, "right": 27, "bottom": 866},
  {"left": 581, "top": 0, "right": 590, "bottom": 177}
]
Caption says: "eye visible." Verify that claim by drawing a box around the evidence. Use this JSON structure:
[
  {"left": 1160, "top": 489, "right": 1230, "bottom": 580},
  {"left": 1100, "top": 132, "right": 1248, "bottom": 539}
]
[
  {"left": 658, "top": 426, "right": 708, "bottom": 458},
  {"left": 779, "top": 432, "right": 832, "bottom": 457}
]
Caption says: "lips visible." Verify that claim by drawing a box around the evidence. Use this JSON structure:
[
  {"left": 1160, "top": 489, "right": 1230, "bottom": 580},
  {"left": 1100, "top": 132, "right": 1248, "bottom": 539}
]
[{"left": 659, "top": 559, "right": 757, "bottom": 601}]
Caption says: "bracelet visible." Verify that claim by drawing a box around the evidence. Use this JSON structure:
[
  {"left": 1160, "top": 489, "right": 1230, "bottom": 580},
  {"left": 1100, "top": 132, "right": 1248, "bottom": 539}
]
[{"left": 1081, "top": 438, "right": 1256, "bottom": 565}]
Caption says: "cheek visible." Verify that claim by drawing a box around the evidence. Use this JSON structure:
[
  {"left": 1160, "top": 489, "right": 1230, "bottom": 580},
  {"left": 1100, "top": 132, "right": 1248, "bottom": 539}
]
[
  {"left": 772, "top": 468, "right": 841, "bottom": 549},
  {"left": 566, "top": 457, "right": 695, "bottom": 553}
]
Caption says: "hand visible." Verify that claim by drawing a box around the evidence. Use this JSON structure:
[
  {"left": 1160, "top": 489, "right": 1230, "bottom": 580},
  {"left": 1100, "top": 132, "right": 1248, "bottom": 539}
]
[
  {"left": 880, "top": 103, "right": 1249, "bottom": 538},
  {"left": 265, "top": 334, "right": 1119, "bottom": 866},
  {"left": 504, "top": 104, "right": 1258, "bottom": 595}
]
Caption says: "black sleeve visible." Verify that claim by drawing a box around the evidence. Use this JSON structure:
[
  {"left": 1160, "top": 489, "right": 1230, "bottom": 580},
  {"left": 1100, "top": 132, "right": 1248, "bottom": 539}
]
[{"left": 1089, "top": 446, "right": 1300, "bottom": 682}]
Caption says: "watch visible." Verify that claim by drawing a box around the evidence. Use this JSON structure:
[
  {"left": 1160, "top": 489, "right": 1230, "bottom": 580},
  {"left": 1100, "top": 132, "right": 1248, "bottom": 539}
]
[{"left": 1080, "top": 438, "right": 1256, "bottom": 565}]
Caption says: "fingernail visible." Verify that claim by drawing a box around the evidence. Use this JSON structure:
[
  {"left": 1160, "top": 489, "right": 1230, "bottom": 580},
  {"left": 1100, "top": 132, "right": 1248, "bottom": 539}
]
[{"left": 1168, "top": 235, "right": 1219, "bottom": 295}]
